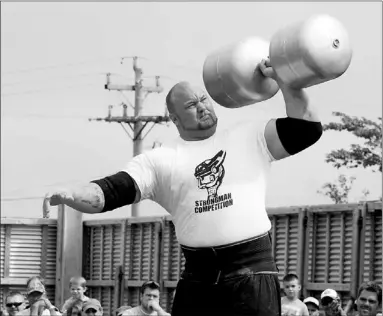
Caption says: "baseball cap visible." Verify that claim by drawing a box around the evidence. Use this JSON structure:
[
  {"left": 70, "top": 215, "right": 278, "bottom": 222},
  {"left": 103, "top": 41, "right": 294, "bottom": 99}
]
[
  {"left": 26, "top": 279, "right": 45, "bottom": 295},
  {"left": 82, "top": 299, "right": 102, "bottom": 312},
  {"left": 303, "top": 297, "right": 319, "bottom": 308},
  {"left": 321, "top": 289, "right": 338, "bottom": 300}
]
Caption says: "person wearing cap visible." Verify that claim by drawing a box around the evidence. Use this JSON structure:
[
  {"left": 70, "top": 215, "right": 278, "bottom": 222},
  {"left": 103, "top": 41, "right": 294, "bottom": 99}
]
[
  {"left": 303, "top": 297, "right": 320, "bottom": 316},
  {"left": 122, "top": 281, "right": 170, "bottom": 316},
  {"left": 18, "top": 276, "right": 61, "bottom": 316},
  {"left": 354, "top": 281, "right": 382, "bottom": 316},
  {"left": 320, "top": 289, "right": 346, "bottom": 316},
  {"left": 81, "top": 299, "right": 102, "bottom": 316}
]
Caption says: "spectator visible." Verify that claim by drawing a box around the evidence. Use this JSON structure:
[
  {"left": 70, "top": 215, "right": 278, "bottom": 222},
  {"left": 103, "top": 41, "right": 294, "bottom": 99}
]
[
  {"left": 304, "top": 297, "right": 320, "bottom": 316},
  {"left": 62, "top": 277, "right": 90, "bottom": 316},
  {"left": 122, "top": 281, "right": 170, "bottom": 316},
  {"left": 81, "top": 299, "right": 102, "bottom": 316},
  {"left": 281, "top": 274, "right": 309, "bottom": 316},
  {"left": 19, "top": 276, "right": 61, "bottom": 316},
  {"left": 321, "top": 289, "right": 346, "bottom": 316},
  {"left": 3, "top": 291, "right": 26, "bottom": 316},
  {"left": 354, "top": 281, "right": 382, "bottom": 316}
]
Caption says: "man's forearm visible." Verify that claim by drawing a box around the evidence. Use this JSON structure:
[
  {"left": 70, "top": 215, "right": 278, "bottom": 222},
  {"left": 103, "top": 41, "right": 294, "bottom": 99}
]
[
  {"left": 66, "top": 183, "right": 105, "bottom": 214},
  {"left": 279, "top": 83, "right": 320, "bottom": 122}
]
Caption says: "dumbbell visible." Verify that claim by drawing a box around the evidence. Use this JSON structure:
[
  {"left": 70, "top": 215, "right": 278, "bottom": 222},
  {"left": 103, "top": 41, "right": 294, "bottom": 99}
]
[{"left": 203, "top": 14, "right": 353, "bottom": 108}]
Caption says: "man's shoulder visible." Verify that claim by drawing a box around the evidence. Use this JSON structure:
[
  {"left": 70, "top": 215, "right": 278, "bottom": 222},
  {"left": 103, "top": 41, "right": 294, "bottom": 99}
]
[
  {"left": 140, "top": 145, "right": 177, "bottom": 163},
  {"left": 122, "top": 306, "right": 142, "bottom": 315},
  {"left": 220, "top": 118, "right": 270, "bottom": 134}
]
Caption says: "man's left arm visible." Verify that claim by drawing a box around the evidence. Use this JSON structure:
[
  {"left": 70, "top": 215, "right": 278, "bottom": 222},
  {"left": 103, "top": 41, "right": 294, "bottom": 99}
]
[{"left": 260, "top": 58, "right": 323, "bottom": 161}]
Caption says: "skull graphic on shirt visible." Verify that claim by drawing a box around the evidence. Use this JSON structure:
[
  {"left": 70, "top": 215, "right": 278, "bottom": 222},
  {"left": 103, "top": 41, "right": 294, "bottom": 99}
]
[{"left": 194, "top": 150, "right": 226, "bottom": 199}]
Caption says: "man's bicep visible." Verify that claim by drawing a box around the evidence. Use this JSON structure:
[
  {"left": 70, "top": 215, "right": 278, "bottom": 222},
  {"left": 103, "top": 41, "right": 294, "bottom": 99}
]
[
  {"left": 122, "top": 151, "right": 161, "bottom": 202},
  {"left": 264, "top": 119, "right": 290, "bottom": 161}
]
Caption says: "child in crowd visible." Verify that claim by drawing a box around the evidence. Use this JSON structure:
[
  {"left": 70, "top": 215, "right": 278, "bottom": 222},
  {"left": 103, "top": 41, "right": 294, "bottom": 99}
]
[
  {"left": 281, "top": 274, "right": 309, "bottom": 316},
  {"left": 62, "top": 277, "right": 90, "bottom": 316}
]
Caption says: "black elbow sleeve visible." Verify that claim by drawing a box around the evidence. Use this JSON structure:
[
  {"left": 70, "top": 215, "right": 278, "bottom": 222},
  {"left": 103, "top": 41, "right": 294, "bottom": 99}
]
[
  {"left": 91, "top": 171, "right": 137, "bottom": 212},
  {"left": 275, "top": 117, "right": 323, "bottom": 155}
]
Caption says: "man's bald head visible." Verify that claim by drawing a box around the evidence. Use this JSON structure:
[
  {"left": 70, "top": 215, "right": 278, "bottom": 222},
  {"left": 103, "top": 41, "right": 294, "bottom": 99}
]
[
  {"left": 166, "top": 81, "right": 194, "bottom": 114},
  {"left": 165, "top": 81, "right": 218, "bottom": 140}
]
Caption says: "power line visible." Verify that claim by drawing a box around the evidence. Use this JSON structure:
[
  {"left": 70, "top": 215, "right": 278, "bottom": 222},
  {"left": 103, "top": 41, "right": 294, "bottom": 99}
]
[
  {"left": 1, "top": 81, "right": 100, "bottom": 97},
  {"left": 2, "top": 173, "right": 114, "bottom": 198},
  {"left": 2, "top": 56, "right": 120, "bottom": 76},
  {"left": 2, "top": 72, "right": 107, "bottom": 87},
  {"left": 1, "top": 196, "right": 43, "bottom": 202},
  {"left": 1, "top": 114, "right": 91, "bottom": 120}
]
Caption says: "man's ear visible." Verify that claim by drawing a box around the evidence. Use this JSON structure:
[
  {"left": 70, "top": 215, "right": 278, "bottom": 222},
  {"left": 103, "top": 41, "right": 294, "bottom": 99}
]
[{"left": 169, "top": 113, "right": 178, "bottom": 126}]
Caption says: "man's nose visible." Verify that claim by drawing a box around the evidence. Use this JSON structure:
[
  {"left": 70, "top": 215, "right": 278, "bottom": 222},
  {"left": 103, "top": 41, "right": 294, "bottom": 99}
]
[{"left": 196, "top": 102, "right": 206, "bottom": 111}]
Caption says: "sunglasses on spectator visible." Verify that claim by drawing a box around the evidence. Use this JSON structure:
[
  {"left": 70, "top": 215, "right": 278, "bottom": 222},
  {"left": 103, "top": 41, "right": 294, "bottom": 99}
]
[
  {"left": 6, "top": 302, "right": 23, "bottom": 308},
  {"left": 85, "top": 308, "right": 97, "bottom": 314},
  {"left": 321, "top": 297, "right": 334, "bottom": 306}
]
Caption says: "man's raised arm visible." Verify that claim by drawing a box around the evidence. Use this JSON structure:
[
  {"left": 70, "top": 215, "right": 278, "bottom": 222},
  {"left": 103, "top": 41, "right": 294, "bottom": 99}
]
[{"left": 260, "top": 58, "right": 323, "bottom": 160}]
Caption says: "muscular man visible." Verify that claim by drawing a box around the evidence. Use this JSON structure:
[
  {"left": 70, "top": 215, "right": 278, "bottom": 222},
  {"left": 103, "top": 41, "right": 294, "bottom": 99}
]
[{"left": 44, "top": 58, "right": 323, "bottom": 316}]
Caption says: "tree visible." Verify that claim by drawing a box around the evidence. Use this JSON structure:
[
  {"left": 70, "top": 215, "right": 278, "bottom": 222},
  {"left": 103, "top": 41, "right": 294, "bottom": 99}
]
[
  {"left": 323, "top": 112, "right": 382, "bottom": 172},
  {"left": 318, "top": 174, "right": 356, "bottom": 204}
]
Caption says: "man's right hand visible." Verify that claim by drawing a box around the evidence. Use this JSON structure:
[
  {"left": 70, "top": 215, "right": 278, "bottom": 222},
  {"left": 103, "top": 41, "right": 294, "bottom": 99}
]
[
  {"left": 43, "top": 190, "right": 74, "bottom": 217},
  {"left": 42, "top": 183, "right": 106, "bottom": 216}
]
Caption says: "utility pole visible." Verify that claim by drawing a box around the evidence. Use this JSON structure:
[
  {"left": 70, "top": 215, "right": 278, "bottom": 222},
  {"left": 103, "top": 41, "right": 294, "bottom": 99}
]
[{"left": 89, "top": 56, "right": 170, "bottom": 217}]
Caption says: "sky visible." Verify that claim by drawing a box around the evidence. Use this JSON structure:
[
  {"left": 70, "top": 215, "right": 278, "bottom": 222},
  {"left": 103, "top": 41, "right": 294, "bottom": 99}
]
[{"left": 1, "top": 2, "right": 382, "bottom": 220}]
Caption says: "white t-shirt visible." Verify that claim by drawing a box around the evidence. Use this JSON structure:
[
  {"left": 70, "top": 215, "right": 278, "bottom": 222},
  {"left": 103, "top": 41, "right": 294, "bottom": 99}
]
[
  {"left": 122, "top": 306, "right": 157, "bottom": 316},
  {"left": 124, "top": 120, "right": 275, "bottom": 247}
]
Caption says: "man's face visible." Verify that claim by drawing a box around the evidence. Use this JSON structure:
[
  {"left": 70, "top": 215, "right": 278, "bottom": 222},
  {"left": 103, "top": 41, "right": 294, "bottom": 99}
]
[
  {"left": 70, "top": 283, "right": 87, "bottom": 299},
  {"left": 356, "top": 290, "right": 380, "bottom": 316},
  {"left": 283, "top": 279, "right": 301, "bottom": 299},
  {"left": 170, "top": 84, "right": 218, "bottom": 136},
  {"left": 141, "top": 288, "right": 160, "bottom": 310},
  {"left": 5, "top": 294, "right": 25, "bottom": 316},
  {"left": 322, "top": 297, "right": 341, "bottom": 316}
]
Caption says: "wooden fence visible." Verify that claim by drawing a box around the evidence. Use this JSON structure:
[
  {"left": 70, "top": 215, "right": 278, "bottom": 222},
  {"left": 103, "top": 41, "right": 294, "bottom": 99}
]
[{"left": 1, "top": 201, "right": 381, "bottom": 315}]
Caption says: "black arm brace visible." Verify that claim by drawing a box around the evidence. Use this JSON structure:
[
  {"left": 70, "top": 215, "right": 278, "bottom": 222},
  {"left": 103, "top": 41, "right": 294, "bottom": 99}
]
[
  {"left": 91, "top": 171, "right": 137, "bottom": 212},
  {"left": 275, "top": 117, "right": 323, "bottom": 155}
]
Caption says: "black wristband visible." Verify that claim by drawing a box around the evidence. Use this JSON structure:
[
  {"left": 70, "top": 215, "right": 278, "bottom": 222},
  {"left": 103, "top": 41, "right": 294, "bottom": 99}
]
[
  {"left": 275, "top": 117, "right": 323, "bottom": 155},
  {"left": 91, "top": 171, "right": 137, "bottom": 212}
]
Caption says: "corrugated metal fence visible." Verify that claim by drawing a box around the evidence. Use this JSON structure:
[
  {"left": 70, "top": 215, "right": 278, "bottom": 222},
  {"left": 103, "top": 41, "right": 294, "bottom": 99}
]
[
  {"left": 82, "top": 202, "right": 382, "bottom": 314},
  {"left": 0, "top": 218, "right": 57, "bottom": 307},
  {"left": 1, "top": 201, "right": 382, "bottom": 315}
]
